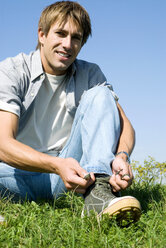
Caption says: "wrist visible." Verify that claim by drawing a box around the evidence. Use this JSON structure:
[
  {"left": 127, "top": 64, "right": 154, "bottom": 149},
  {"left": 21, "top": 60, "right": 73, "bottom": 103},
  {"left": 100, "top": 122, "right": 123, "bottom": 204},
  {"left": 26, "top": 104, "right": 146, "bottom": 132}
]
[
  {"left": 115, "top": 151, "right": 130, "bottom": 164},
  {"left": 42, "top": 154, "right": 64, "bottom": 174}
]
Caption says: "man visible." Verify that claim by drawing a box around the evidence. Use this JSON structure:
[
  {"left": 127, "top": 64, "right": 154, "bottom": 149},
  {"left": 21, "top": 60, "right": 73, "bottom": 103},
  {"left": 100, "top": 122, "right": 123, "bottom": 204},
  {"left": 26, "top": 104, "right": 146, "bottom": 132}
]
[{"left": 0, "top": 1, "right": 141, "bottom": 224}]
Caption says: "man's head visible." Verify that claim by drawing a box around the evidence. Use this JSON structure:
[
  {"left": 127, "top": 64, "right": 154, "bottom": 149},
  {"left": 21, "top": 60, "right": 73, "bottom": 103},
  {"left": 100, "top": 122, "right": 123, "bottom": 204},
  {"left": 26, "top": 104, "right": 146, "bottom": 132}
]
[
  {"left": 37, "top": 1, "right": 91, "bottom": 49},
  {"left": 37, "top": 1, "right": 91, "bottom": 75}
]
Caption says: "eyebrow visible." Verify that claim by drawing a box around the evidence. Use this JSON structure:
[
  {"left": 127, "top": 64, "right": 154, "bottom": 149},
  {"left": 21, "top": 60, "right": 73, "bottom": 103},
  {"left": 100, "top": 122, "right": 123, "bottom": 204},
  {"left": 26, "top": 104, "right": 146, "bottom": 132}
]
[{"left": 55, "top": 28, "right": 83, "bottom": 38}]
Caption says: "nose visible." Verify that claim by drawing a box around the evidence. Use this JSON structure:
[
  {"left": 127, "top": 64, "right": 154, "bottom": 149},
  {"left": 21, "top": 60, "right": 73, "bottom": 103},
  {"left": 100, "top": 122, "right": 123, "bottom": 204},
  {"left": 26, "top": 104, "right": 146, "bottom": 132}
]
[{"left": 62, "top": 35, "right": 72, "bottom": 50}]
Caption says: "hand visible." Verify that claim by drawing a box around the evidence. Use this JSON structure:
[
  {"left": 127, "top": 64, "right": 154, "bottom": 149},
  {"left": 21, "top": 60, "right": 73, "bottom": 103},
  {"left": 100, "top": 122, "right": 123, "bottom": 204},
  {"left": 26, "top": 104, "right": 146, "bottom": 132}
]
[
  {"left": 109, "top": 156, "right": 133, "bottom": 192},
  {"left": 56, "top": 157, "right": 95, "bottom": 194}
]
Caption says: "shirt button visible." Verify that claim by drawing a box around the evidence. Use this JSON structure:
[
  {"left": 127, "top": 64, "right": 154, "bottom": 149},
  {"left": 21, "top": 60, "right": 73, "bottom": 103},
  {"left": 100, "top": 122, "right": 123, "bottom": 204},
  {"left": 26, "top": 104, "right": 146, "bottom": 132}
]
[{"left": 30, "top": 92, "right": 34, "bottom": 97}]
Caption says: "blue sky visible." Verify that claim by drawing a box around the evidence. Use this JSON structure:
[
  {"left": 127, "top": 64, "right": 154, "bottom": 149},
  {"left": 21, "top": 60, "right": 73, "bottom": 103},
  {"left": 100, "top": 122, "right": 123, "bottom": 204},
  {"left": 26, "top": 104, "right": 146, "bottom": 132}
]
[{"left": 0, "top": 0, "right": 165, "bottom": 164}]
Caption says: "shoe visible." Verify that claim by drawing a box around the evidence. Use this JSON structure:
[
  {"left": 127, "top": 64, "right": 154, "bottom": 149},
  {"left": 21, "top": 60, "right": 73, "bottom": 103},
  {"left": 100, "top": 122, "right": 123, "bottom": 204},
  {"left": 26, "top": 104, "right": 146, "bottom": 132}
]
[
  {"left": 83, "top": 176, "right": 141, "bottom": 226},
  {"left": 0, "top": 215, "right": 5, "bottom": 224}
]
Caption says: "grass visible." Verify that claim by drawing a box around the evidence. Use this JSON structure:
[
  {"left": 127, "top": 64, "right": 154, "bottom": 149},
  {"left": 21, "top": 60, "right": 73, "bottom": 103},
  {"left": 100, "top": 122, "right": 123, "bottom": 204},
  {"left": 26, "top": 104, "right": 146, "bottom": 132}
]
[{"left": 0, "top": 158, "right": 166, "bottom": 248}]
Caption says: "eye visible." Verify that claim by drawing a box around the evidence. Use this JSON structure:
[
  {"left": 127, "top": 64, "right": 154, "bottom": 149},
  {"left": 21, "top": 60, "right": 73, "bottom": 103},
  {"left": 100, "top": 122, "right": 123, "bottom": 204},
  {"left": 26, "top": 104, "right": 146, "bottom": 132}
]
[
  {"left": 55, "top": 31, "right": 66, "bottom": 37},
  {"left": 73, "top": 35, "right": 82, "bottom": 42}
]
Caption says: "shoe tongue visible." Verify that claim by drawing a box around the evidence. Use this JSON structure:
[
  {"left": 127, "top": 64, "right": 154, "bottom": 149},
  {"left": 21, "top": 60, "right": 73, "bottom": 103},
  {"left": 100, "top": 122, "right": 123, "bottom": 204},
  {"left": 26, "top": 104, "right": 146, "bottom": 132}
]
[
  {"left": 95, "top": 173, "right": 110, "bottom": 178},
  {"left": 96, "top": 176, "right": 110, "bottom": 183}
]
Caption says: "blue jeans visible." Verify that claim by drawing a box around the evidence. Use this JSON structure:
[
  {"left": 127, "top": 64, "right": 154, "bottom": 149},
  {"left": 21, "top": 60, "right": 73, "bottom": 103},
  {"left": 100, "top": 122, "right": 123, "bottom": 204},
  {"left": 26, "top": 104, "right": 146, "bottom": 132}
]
[{"left": 0, "top": 86, "right": 120, "bottom": 201}]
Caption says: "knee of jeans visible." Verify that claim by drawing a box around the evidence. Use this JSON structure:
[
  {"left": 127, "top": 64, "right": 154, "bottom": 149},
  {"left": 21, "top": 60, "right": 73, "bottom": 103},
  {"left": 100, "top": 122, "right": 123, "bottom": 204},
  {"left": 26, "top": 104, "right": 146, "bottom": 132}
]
[{"left": 82, "top": 86, "right": 116, "bottom": 108}]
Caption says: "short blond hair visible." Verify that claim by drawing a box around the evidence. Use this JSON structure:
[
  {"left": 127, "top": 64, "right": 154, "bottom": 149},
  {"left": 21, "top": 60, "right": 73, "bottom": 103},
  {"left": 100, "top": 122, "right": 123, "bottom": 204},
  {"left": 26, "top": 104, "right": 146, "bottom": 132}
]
[{"left": 36, "top": 1, "right": 91, "bottom": 49}]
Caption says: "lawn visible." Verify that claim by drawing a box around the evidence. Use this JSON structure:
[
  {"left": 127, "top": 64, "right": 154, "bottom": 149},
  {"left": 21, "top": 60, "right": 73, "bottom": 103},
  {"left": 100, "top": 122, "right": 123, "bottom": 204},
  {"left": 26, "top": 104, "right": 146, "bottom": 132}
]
[{"left": 0, "top": 158, "right": 166, "bottom": 248}]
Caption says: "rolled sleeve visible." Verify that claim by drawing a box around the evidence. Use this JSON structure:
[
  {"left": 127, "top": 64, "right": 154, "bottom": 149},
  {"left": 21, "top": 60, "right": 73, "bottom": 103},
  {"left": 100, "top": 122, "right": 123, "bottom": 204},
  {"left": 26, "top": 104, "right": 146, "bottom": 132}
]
[
  {"left": 0, "top": 100, "right": 20, "bottom": 116},
  {"left": 0, "top": 59, "right": 23, "bottom": 117}
]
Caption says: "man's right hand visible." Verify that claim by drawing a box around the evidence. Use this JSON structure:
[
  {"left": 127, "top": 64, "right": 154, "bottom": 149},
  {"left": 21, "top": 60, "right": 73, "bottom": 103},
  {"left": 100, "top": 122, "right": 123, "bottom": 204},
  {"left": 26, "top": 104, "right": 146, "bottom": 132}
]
[{"left": 56, "top": 157, "right": 95, "bottom": 194}]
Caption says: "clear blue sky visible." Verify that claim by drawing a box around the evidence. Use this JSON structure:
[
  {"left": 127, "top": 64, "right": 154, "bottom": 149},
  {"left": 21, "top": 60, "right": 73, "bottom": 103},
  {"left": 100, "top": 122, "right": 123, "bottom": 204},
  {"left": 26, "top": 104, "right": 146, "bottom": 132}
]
[{"left": 0, "top": 0, "right": 165, "bottom": 164}]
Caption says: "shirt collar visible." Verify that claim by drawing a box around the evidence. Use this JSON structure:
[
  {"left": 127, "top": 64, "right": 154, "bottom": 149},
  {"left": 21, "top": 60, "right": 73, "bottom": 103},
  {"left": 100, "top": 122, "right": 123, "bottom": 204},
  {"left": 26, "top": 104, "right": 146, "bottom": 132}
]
[
  {"left": 31, "top": 50, "right": 77, "bottom": 81},
  {"left": 66, "top": 60, "right": 77, "bottom": 77},
  {"left": 31, "top": 49, "right": 44, "bottom": 82},
  {"left": 71, "top": 60, "right": 76, "bottom": 75}
]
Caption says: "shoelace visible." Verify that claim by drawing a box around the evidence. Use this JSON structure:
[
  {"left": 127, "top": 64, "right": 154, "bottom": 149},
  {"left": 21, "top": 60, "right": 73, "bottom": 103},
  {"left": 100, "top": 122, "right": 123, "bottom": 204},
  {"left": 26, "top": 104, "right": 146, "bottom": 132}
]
[{"left": 94, "top": 178, "right": 115, "bottom": 200}]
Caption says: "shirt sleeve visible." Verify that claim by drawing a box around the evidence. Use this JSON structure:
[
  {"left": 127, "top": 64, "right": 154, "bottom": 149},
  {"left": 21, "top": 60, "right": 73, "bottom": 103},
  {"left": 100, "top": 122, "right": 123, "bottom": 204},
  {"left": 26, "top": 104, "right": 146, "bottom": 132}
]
[{"left": 0, "top": 58, "right": 23, "bottom": 117}]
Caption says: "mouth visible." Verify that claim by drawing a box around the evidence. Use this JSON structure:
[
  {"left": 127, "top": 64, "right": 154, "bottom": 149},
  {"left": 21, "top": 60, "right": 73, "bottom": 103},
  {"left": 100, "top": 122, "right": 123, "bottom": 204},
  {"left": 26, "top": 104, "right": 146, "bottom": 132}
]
[{"left": 56, "top": 51, "right": 71, "bottom": 59}]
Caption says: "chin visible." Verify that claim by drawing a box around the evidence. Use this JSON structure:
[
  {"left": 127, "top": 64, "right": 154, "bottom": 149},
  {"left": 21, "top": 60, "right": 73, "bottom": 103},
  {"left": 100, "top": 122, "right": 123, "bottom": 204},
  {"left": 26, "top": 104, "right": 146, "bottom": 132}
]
[{"left": 56, "top": 63, "right": 71, "bottom": 71}]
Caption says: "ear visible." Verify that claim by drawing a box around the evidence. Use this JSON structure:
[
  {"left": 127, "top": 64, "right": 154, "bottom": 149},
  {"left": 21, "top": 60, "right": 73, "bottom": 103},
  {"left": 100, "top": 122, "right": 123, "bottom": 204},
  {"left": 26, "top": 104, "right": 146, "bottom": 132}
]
[{"left": 38, "top": 28, "right": 46, "bottom": 46}]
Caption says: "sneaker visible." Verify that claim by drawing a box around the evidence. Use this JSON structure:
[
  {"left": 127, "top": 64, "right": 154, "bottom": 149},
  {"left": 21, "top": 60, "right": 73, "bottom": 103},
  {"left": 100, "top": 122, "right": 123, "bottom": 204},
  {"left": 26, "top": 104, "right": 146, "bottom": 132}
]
[
  {"left": 83, "top": 176, "right": 141, "bottom": 226},
  {"left": 0, "top": 215, "right": 5, "bottom": 224}
]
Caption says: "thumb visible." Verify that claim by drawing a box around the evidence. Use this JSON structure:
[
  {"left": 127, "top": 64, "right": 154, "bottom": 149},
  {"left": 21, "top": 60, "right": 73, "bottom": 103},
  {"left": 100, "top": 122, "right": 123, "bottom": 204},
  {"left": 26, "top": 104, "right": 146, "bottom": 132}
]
[
  {"left": 74, "top": 164, "right": 95, "bottom": 182},
  {"left": 76, "top": 166, "right": 88, "bottom": 178},
  {"left": 121, "top": 174, "right": 131, "bottom": 181},
  {"left": 121, "top": 166, "right": 131, "bottom": 181}
]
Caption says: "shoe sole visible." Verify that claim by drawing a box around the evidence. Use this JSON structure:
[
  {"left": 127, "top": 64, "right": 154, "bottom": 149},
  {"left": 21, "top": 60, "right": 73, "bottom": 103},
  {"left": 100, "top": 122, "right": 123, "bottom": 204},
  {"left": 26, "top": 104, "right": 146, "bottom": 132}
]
[{"left": 99, "top": 196, "right": 141, "bottom": 225}]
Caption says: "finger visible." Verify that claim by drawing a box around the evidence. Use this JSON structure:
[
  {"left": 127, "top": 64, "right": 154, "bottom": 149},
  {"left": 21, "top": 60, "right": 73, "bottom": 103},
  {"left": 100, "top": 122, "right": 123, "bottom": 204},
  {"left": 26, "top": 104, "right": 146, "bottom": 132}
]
[
  {"left": 67, "top": 174, "right": 94, "bottom": 190},
  {"left": 83, "top": 172, "right": 95, "bottom": 187},
  {"left": 69, "top": 167, "right": 90, "bottom": 187},
  {"left": 115, "top": 174, "right": 129, "bottom": 190},
  {"left": 83, "top": 173, "right": 91, "bottom": 180},
  {"left": 115, "top": 169, "right": 123, "bottom": 175},
  {"left": 77, "top": 167, "right": 89, "bottom": 179},
  {"left": 70, "top": 176, "right": 88, "bottom": 187},
  {"left": 121, "top": 174, "right": 131, "bottom": 181},
  {"left": 119, "top": 166, "right": 132, "bottom": 182},
  {"left": 112, "top": 169, "right": 132, "bottom": 189},
  {"left": 85, "top": 172, "right": 95, "bottom": 188},
  {"left": 67, "top": 183, "right": 86, "bottom": 194},
  {"left": 109, "top": 174, "right": 121, "bottom": 192},
  {"left": 89, "top": 172, "right": 95, "bottom": 181},
  {"left": 121, "top": 165, "right": 134, "bottom": 184},
  {"left": 71, "top": 182, "right": 93, "bottom": 194},
  {"left": 128, "top": 166, "right": 134, "bottom": 180}
]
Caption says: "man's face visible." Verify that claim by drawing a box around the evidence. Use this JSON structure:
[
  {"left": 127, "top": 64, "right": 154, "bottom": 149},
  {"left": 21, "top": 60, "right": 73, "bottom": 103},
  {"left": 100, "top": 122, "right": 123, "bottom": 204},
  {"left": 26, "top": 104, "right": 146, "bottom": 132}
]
[{"left": 39, "top": 19, "right": 83, "bottom": 75}]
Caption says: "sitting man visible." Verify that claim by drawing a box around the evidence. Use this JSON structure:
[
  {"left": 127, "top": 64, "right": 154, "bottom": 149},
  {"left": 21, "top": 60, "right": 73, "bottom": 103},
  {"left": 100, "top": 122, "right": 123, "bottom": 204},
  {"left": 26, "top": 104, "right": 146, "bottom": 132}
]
[{"left": 0, "top": 1, "right": 141, "bottom": 224}]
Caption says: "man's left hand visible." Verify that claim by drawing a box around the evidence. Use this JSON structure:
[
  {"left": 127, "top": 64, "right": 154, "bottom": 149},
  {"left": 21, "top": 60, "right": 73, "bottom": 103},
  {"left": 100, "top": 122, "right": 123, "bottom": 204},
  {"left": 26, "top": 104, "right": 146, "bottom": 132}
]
[{"left": 109, "top": 156, "right": 133, "bottom": 192}]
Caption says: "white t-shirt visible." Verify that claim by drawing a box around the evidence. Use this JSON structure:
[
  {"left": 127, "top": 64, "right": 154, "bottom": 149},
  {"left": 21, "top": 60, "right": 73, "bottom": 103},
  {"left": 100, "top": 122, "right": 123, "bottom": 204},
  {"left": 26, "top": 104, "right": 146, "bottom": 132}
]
[{"left": 17, "top": 73, "right": 73, "bottom": 156}]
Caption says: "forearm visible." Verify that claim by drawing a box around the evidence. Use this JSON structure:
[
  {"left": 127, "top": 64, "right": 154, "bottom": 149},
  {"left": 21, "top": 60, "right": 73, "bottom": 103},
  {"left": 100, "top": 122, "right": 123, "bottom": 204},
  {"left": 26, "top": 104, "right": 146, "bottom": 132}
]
[
  {"left": 116, "top": 103, "right": 135, "bottom": 160},
  {"left": 110, "top": 103, "right": 135, "bottom": 191},
  {"left": 117, "top": 119, "right": 135, "bottom": 155},
  {"left": 0, "top": 137, "right": 62, "bottom": 173},
  {"left": 0, "top": 110, "right": 63, "bottom": 173}
]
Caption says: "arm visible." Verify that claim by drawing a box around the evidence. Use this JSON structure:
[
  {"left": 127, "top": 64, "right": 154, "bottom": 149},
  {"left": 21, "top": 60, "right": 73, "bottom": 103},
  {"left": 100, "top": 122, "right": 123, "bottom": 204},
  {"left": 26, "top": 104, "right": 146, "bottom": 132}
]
[
  {"left": 109, "top": 103, "right": 135, "bottom": 192},
  {"left": 116, "top": 102, "right": 135, "bottom": 156},
  {"left": 0, "top": 110, "right": 95, "bottom": 193}
]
